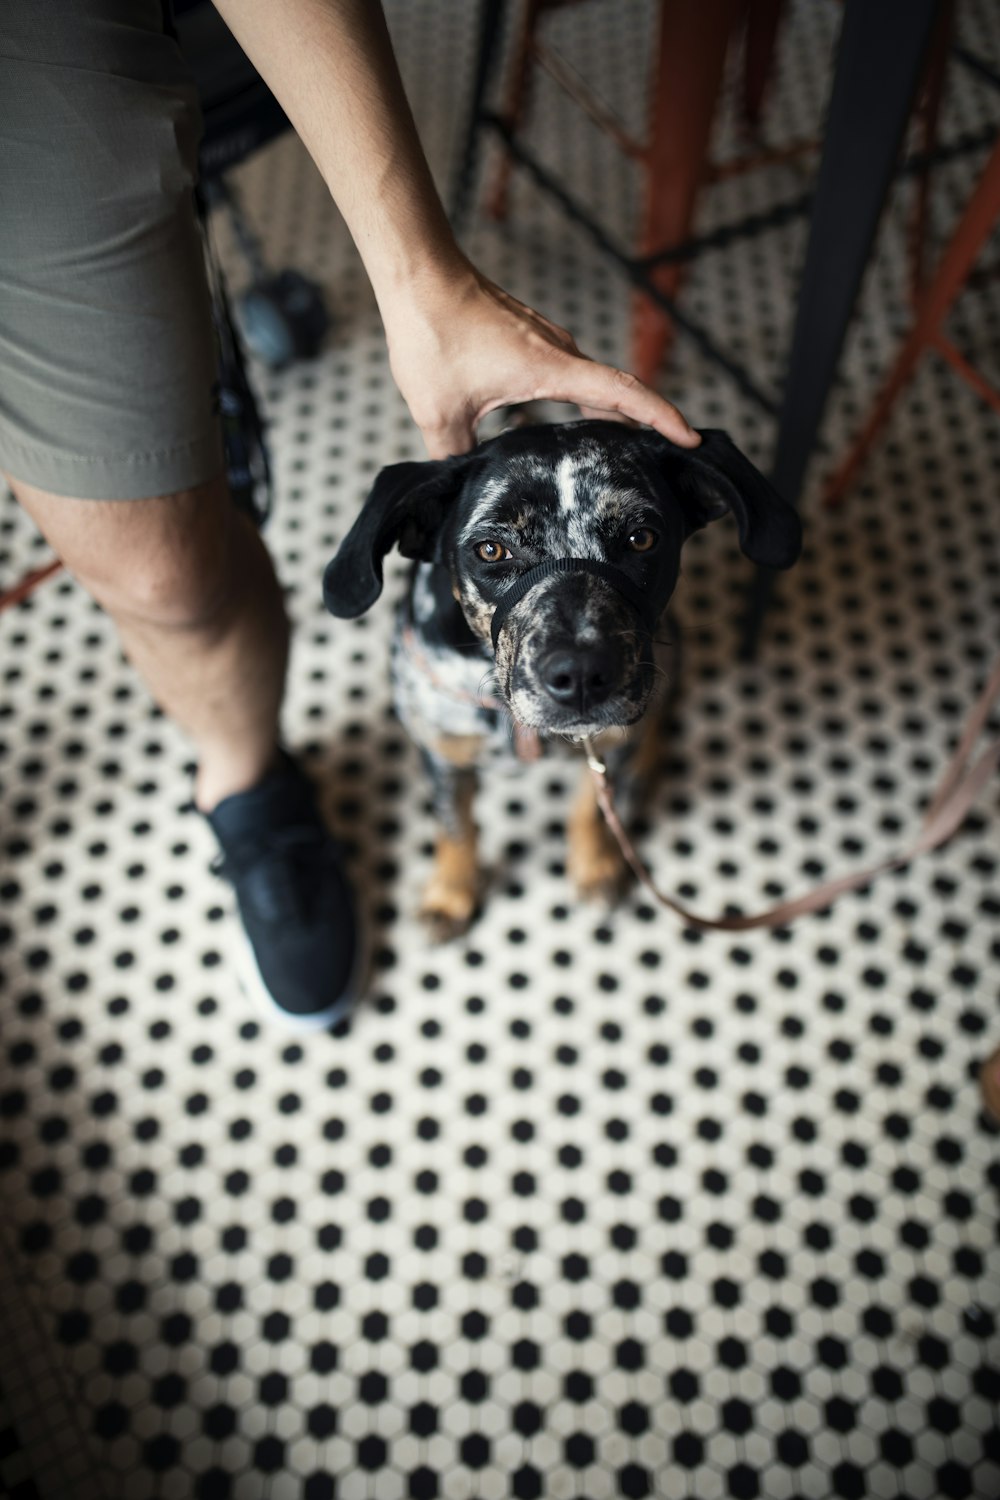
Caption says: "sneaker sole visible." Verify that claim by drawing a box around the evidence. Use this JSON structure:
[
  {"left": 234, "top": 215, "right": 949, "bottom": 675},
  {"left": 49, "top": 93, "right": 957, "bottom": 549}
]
[{"left": 229, "top": 909, "right": 366, "bottom": 1033}]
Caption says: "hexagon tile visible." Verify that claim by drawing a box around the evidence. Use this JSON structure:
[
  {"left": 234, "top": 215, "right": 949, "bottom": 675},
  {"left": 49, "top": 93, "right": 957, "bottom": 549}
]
[{"left": 2, "top": 1, "right": 999, "bottom": 1498}]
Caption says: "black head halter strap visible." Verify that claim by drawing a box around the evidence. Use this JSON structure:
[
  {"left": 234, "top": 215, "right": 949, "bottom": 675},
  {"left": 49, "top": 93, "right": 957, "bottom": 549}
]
[{"left": 489, "top": 557, "right": 661, "bottom": 651}]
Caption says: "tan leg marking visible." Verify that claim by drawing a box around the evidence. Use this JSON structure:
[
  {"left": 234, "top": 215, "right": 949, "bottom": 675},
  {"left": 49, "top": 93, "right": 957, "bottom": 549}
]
[
  {"left": 567, "top": 711, "right": 665, "bottom": 905},
  {"left": 629, "top": 707, "right": 665, "bottom": 789},
  {"left": 431, "top": 735, "right": 485, "bottom": 770},
  {"left": 567, "top": 768, "right": 629, "bottom": 906},
  {"left": 420, "top": 772, "right": 480, "bottom": 942}
]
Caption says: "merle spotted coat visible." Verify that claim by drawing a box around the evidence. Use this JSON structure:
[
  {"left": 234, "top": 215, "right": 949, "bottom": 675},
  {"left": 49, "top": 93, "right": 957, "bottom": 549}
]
[{"left": 324, "top": 421, "right": 800, "bottom": 937}]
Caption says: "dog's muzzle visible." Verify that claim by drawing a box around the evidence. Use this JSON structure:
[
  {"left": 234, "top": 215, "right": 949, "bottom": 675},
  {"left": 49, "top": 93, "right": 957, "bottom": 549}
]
[{"left": 489, "top": 557, "right": 661, "bottom": 651}]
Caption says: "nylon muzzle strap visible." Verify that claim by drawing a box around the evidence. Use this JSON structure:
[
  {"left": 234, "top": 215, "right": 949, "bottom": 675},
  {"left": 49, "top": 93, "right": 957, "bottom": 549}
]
[{"left": 489, "top": 557, "right": 661, "bottom": 651}]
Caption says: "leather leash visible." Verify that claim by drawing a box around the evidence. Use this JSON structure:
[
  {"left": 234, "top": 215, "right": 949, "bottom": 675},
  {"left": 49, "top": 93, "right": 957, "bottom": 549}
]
[
  {"left": 583, "top": 652, "right": 1000, "bottom": 931},
  {"left": 404, "top": 616, "right": 999, "bottom": 930}
]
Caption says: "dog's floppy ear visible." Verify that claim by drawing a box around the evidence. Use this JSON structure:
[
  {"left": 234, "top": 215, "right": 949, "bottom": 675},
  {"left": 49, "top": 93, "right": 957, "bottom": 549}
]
[
  {"left": 647, "top": 428, "right": 802, "bottom": 569},
  {"left": 323, "top": 452, "right": 480, "bottom": 618}
]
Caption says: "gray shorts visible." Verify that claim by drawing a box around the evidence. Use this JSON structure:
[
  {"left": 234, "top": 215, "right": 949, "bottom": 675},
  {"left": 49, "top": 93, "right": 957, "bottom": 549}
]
[{"left": 0, "top": 0, "right": 224, "bottom": 500}]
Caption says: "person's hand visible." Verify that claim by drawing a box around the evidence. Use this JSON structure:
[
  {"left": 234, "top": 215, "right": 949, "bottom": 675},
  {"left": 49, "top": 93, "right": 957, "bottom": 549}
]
[
  {"left": 212, "top": 3, "right": 692, "bottom": 457},
  {"left": 382, "top": 261, "right": 701, "bottom": 459}
]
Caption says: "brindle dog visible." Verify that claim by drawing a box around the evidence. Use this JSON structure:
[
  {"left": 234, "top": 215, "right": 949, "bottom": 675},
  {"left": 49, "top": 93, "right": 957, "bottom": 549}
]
[{"left": 324, "top": 421, "right": 801, "bottom": 939}]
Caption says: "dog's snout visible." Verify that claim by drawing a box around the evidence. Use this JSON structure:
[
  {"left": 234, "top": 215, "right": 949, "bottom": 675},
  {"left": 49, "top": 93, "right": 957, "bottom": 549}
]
[{"left": 540, "top": 641, "right": 622, "bottom": 711}]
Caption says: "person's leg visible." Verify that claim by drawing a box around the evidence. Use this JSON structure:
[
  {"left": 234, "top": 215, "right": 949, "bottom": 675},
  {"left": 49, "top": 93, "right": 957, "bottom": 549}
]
[
  {"left": 1, "top": 0, "right": 360, "bottom": 1027},
  {"left": 9, "top": 473, "right": 289, "bottom": 813},
  {"left": 8, "top": 467, "right": 360, "bottom": 1027}
]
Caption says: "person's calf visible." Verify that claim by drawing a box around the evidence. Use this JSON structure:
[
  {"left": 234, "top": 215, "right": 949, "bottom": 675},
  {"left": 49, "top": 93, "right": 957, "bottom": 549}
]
[{"left": 9, "top": 473, "right": 289, "bottom": 808}]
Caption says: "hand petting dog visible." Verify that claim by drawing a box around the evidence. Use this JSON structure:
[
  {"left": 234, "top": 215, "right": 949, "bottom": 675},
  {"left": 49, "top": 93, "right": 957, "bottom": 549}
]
[{"left": 382, "top": 261, "right": 703, "bottom": 460}]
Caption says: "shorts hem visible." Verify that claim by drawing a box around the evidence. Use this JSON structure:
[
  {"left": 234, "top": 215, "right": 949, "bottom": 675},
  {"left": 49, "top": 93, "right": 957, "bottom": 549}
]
[{"left": 0, "top": 426, "right": 226, "bottom": 501}]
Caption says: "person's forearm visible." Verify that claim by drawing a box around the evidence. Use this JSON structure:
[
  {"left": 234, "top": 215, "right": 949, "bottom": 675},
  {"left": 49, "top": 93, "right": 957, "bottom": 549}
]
[
  {"left": 213, "top": 0, "right": 701, "bottom": 455},
  {"left": 212, "top": 0, "right": 469, "bottom": 311}
]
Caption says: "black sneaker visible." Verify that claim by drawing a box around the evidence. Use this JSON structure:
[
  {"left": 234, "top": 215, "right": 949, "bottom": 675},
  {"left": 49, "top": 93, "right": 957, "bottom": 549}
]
[{"left": 205, "top": 752, "right": 361, "bottom": 1030}]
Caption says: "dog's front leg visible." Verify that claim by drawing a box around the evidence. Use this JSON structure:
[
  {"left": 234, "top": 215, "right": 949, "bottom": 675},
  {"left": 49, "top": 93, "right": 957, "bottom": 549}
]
[
  {"left": 567, "top": 767, "right": 630, "bottom": 906},
  {"left": 419, "top": 745, "right": 480, "bottom": 942},
  {"left": 568, "top": 707, "right": 667, "bottom": 904},
  {"left": 567, "top": 720, "right": 660, "bottom": 906}
]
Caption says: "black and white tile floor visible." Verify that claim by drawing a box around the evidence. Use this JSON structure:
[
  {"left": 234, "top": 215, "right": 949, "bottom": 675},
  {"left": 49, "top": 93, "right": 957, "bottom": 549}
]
[{"left": 2, "top": 2, "right": 999, "bottom": 1497}]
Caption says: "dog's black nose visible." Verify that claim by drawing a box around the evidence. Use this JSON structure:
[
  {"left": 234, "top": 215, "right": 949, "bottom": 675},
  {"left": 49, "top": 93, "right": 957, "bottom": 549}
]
[{"left": 540, "top": 643, "right": 621, "bottom": 711}]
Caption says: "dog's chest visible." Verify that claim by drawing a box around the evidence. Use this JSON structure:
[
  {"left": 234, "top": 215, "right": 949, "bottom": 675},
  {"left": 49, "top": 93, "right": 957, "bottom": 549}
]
[
  {"left": 391, "top": 620, "right": 521, "bottom": 766},
  {"left": 389, "top": 565, "right": 514, "bottom": 763}
]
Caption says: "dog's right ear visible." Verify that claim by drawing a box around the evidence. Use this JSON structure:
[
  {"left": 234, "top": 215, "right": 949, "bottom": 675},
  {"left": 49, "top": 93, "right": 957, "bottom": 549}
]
[
  {"left": 640, "top": 428, "right": 802, "bottom": 570},
  {"left": 323, "top": 453, "right": 481, "bottom": 618}
]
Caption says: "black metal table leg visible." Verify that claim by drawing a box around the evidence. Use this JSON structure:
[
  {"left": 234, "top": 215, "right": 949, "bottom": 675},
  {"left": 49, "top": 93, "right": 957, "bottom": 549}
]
[
  {"left": 740, "top": 0, "right": 941, "bottom": 659},
  {"left": 450, "top": 0, "right": 507, "bottom": 231}
]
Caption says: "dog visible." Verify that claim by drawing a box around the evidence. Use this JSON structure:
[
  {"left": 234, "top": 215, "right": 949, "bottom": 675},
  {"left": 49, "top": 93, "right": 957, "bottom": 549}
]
[{"left": 323, "top": 419, "right": 801, "bottom": 938}]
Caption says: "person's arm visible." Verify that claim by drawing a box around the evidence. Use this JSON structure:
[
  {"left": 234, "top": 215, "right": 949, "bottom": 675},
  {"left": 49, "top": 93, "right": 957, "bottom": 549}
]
[{"left": 212, "top": 0, "right": 700, "bottom": 457}]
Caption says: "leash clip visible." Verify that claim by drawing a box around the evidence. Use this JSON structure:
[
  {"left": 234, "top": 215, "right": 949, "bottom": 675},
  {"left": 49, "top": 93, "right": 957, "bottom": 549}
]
[{"left": 581, "top": 736, "right": 606, "bottom": 776}]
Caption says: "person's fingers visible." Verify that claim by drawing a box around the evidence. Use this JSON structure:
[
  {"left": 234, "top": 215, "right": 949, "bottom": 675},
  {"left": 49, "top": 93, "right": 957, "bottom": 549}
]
[
  {"left": 532, "top": 355, "right": 700, "bottom": 447},
  {"left": 423, "top": 364, "right": 697, "bottom": 458},
  {"left": 576, "top": 403, "right": 639, "bottom": 428},
  {"left": 474, "top": 278, "right": 699, "bottom": 445},
  {"left": 390, "top": 267, "right": 700, "bottom": 457}
]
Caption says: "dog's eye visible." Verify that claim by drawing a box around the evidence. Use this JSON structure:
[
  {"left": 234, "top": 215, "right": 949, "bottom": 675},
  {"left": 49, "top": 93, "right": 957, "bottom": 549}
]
[
  {"left": 627, "top": 527, "right": 658, "bottom": 553},
  {"left": 475, "top": 540, "right": 511, "bottom": 563}
]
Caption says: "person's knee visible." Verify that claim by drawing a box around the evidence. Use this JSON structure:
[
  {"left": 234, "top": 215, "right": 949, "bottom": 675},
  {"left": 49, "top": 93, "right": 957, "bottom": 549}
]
[
  {"left": 13, "top": 474, "right": 256, "bottom": 633},
  {"left": 110, "top": 491, "right": 241, "bottom": 633}
]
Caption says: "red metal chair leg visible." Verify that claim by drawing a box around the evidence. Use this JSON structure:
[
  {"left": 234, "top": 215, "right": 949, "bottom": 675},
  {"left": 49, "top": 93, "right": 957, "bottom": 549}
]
[
  {"left": 632, "top": 0, "right": 740, "bottom": 386},
  {"left": 825, "top": 132, "right": 1000, "bottom": 506},
  {"left": 0, "top": 559, "right": 63, "bottom": 613},
  {"left": 742, "top": 0, "right": 785, "bottom": 130}
]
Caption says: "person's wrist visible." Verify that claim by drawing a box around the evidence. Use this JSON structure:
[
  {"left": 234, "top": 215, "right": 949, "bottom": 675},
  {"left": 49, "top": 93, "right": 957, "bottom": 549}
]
[{"left": 371, "top": 241, "right": 479, "bottom": 326}]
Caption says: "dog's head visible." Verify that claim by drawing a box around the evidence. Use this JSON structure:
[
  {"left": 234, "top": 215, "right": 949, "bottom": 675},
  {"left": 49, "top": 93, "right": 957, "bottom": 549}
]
[{"left": 324, "top": 421, "right": 801, "bottom": 737}]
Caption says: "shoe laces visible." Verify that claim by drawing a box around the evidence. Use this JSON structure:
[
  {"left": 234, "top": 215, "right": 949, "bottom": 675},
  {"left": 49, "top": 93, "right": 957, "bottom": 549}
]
[{"left": 213, "top": 823, "right": 332, "bottom": 924}]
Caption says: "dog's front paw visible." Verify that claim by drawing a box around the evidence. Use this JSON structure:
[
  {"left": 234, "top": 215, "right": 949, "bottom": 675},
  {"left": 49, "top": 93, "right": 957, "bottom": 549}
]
[
  {"left": 567, "top": 826, "right": 630, "bottom": 907},
  {"left": 419, "top": 875, "right": 480, "bottom": 943}
]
